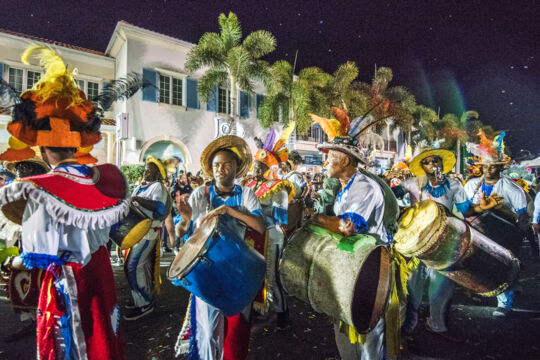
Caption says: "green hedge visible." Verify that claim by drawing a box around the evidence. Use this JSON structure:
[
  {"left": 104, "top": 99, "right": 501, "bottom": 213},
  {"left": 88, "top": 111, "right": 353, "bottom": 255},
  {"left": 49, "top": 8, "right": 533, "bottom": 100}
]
[{"left": 120, "top": 165, "right": 145, "bottom": 186}]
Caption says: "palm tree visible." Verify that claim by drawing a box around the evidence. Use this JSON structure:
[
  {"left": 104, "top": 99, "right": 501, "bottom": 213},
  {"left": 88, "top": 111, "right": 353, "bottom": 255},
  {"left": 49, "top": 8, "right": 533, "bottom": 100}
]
[
  {"left": 185, "top": 12, "right": 276, "bottom": 121},
  {"left": 410, "top": 105, "right": 440, "bottom": 147},
  {"left": 325, "top": 62, "right": 370, "bottom": 119},
  {"left": 258, "top": 60, "right": 331, "bottom": 133}
]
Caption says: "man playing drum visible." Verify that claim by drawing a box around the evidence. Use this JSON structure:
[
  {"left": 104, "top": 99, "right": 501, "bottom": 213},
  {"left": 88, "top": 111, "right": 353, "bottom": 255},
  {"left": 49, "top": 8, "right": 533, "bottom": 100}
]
[
  {"left": 310, "top": 108, "right": 399, "bottom": 360},
  {"left": 123, "top": 156, "right": 172, "bottom": 320},
  {"left": 245, "top": 137, "right": 295, "bottom": 330},
  {"left": 175, "top": 135, "right": 265, "bottom": 360},
  {"left": 397, "top": 147, "right": 472, "bottom": 339},
  {"left": 465, "top": 133, "right": 529, "bottom": 317}
]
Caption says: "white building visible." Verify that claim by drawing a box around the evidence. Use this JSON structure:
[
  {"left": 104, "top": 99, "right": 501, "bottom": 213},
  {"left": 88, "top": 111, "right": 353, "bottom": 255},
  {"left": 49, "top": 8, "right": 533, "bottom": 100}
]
[
  {"left": 0, "top": 28, "right": 117, "bottom": 164},
  {"left": 1, "top": 22, "right": 403, "bottom": 174}
]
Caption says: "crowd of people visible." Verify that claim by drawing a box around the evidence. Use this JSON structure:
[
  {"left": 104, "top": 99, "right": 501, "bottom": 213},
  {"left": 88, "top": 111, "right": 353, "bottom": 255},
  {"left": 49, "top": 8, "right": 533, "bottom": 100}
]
[{"left": 0, "top": 46, "right": 539, "bottom": 360}]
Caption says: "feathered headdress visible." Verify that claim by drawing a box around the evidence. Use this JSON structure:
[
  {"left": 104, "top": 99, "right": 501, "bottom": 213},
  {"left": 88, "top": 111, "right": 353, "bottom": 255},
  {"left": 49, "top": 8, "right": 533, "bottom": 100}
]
[
  {"left": 253, "top": 121, "right": 296, "bottom": 173},
  {"left": 310, "top": 107, "right": 384, "bottom": 164},
  {"left": 466, "top": 130, "right": 509, "bottom": 165},
  {"left": 0, "top": 45, "right": 148, "bottom": 163}
]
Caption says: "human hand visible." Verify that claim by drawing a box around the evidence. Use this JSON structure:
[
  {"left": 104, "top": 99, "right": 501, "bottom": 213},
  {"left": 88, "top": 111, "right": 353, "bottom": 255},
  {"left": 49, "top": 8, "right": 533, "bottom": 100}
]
[
  {"left": 339, "top": 218, "right": 355, "bottom": 236},
  {"left": 479, "top": 192, "right": 504, "bottom": 211},
  {"left": 201, "top": 205, "right": 230, "bottom": 224},
  {"left": 176, "top": 193, "right": 192, "bottom": 219},
  {"left": 533, "top": 223, "right": 539, "bottom": 235}
]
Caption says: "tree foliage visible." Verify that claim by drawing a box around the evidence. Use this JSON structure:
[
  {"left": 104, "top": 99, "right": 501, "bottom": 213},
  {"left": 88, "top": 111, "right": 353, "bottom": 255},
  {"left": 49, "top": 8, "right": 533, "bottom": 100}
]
[{"left": 185, "top": 12, "right": 276, "bottom": 120}]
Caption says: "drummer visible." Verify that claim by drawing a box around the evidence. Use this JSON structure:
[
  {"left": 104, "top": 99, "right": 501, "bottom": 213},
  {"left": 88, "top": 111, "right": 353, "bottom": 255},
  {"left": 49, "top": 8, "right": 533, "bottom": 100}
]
[
  {"left": 396, "top": 147, "right": 471, "bottom": 339},
  {"left": 245, "top": 137, "right": 295, "bottom": 330},
  {"left": 123, "top": 156, "right": 171, "bottom": 321},
  {"left": 0, "top": 156, "right": 49, "bottom": 342},
  {"left": 464, "top": 137, "right": 528, "bottom": 317},
  {"left": 310, "top": 108, "right": 397, "bottom": 360},
  {"left": 175, "top": 135, "right": 265, "bottom": 360}
]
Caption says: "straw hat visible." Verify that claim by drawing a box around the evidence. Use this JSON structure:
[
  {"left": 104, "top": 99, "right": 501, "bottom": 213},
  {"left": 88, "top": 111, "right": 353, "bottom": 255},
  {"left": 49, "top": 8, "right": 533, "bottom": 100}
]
[
  {"left": 5, "top": 156, "right": 50, "bottom": 173},
  {"left": 146, "top": 156, "right": 167, "bottom": 180},
  {"left": 200, "top": 135, "right": 252, "bottom": 178},
  {"left": 408, "top": 148, "right": 456, "bottom": 176}
]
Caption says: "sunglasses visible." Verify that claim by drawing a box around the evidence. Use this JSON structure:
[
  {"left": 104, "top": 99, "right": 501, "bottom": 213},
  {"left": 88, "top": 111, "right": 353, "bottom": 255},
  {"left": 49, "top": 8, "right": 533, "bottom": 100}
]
[{"left": 421, "top": 159, "right": 441, "bottom": 166}]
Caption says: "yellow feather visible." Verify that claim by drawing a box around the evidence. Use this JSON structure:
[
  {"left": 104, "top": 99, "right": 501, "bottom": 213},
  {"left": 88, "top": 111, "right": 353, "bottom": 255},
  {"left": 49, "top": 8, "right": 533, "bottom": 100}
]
[
  {"left": 279, "top": 121, "right": 296, "bottom": 142},
  {"left": 21, "top": 45, "right": 84, "bottom": 106},
  {"left": 310, "top": 114, "right": 339, "bottom": 140}
]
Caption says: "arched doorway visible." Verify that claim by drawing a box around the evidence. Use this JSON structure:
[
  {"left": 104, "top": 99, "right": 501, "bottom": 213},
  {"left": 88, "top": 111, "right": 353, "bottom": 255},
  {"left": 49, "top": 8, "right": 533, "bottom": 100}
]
[{"left": 139, "top": 135, "right": 193, "bottom": 172}]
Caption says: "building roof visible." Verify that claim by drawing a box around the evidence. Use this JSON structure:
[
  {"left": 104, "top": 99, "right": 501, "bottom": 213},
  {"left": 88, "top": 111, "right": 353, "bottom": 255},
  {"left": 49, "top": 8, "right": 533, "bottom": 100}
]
[
  {"left": 0, "top": 28, "right": 110, "bottom": 57},
  {"left": 102, "top": 118, "right": 116, "bottom": 126},
  {"left": 106, "top": 20, "right": 194, "bottom": 55}
]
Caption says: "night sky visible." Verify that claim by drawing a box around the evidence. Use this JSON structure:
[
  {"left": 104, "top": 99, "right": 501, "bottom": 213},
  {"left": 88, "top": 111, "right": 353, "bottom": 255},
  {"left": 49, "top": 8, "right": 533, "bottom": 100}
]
[{"left": 2, "top": 0, "right": 539, "bottom": 155}]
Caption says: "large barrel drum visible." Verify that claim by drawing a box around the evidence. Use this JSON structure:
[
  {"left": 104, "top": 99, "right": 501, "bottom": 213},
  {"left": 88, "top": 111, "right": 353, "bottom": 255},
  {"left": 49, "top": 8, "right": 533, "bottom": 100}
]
[
  {"left": 280, "top": 225, "right": 391, "bottom": 333},
  {"left": 395, "top": 200, "right": 520, "bottom": 296}
]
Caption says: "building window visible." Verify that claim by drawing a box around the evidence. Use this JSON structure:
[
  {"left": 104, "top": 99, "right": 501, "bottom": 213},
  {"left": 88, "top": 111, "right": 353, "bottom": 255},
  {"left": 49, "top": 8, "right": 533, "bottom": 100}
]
[
  {"left": 159, "top": 74, "right": 170, "bottom": 103},
  {"left": 76, "top": 79, "right": 100, "bottom": 100},
  {"left": 8, "top": 68, "right": 24, "bottom": 92},
  {"left": 218, "top": 88, "right": 231, "bottom": 114},
  {"left": 87, "top": 82, "right": 99, "bottom": 100},
  {"left": 159, "top": 74, "right": 184, "bottom": 106},
  {"left": 172, "top": 78, "right": 182, "bottom": 106},
  {"left": 26, "top": 71, "right": 40, "bottom": 90}
]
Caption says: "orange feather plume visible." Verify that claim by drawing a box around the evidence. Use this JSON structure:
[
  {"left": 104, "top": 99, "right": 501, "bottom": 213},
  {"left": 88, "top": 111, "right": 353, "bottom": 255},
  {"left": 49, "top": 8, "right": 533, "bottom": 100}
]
[
  {"left": 309, "top": 113, "right": 341, "bottom": 140},
  {"left": 331, "top": 107, "right": 350, "bottom": 135}
]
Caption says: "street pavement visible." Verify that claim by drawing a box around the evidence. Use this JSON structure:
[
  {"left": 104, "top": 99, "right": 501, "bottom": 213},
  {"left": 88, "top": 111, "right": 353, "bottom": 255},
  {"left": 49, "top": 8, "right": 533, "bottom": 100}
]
[{"left": 1, "top": 241, "right": 539, "bottom": 359}]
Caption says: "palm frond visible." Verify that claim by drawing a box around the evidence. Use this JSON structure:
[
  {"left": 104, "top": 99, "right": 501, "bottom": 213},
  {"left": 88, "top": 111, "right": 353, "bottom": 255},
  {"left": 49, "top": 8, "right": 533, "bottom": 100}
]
[
  {"left": 219, "top": 12, "right": 242, "bottom": 50},
  {"left": 197, "top": 68, "right": 228, "bottom": 102},
  {"left": 91, "top": 72, "right": 147, "bottom": 115},
  {"left": 185, "top": 34, "right": 226, "bottom": 73},
  {"left": 0, "top": 78, "right": 21, "bottom": 111},
  {"left": 242, "top": 30, "right": 276, "bottom": 58}
]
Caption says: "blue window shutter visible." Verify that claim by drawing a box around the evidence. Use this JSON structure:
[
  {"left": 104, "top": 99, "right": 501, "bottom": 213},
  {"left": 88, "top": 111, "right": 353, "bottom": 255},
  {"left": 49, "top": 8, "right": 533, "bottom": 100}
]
[
  {"left": 142, "top": 68, "right": 158, "bottom": 102},
  {"left": 239, "top": 91, "right": 250, "bottom": 118},
  {"left": 186, "top": 78, "right": 200, "bottom": 109},
  {"left": 0, "top": 63, "right": 4, "bottom": 81},
  {"left": 256, "top": 94, "right": 265, "bottom": 119},
  {"left": 102, "top": 82, "right": 111, "bottom": 110},
  {"left": 206, "top": 86, "right": 218, "bottom": 112}
]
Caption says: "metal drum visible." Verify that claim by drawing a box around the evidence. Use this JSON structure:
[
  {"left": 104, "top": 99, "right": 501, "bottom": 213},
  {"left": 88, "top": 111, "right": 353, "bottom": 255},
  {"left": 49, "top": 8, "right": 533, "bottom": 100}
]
[
  {"left": 280, "top": 224, "right": 391, "bottom": 333},
  {"left": 168, "top": 216, "right": 266, "bottom": 316},
  {"left": 109, "top": 206, "right": 152, "bottom": 249},
  {"left": 466, "top": 205, "right": 524, "bottom": 256},
  {"left": 395, "top": 200, "right": 520, "bottom": 296}
]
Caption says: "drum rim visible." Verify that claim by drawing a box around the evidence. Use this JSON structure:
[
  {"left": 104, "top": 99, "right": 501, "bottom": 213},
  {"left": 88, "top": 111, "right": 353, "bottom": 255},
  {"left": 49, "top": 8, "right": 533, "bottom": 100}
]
[{"left": 167, "top": 216, "right": 219, "bottom": 280}]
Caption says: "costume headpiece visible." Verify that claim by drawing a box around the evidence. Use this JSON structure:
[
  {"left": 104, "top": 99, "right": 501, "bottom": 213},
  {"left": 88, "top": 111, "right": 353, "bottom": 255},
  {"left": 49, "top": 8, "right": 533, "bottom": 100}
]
[
  {"left": 408, "top": 147, "right": 456, "bottom": 177},
  {"left": 466, "top": 130, "right": 510, "bottom": 165},
  {"left": 0, "top": 46, "right": 147, "bottom": 163},
  {"left": 253, "top": 121, "right": 296, "bottom": 171},
  {"left": 200, "top": 135, "right": 252, "bottom": 178},
  {"left": 311, "top": 107, "right": 384, "bottom": 164},
  {"left": 145, "top": 156, "right": 167, "bottom": 180}
]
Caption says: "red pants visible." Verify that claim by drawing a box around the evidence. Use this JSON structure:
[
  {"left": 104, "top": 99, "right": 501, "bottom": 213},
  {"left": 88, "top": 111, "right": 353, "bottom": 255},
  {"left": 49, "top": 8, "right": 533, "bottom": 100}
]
[
  {"left": 223, "top": 314, "right": 251, "bottom": 360},
  {"left": 37, "top": 247, "right": 124, "bottom": 359}
]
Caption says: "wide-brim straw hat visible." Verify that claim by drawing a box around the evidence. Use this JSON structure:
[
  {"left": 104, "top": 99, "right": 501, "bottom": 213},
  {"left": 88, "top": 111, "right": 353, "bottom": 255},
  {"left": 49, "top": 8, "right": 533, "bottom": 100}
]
[
  {"left": 408, "top": 147, "right": 456, "bottom": 176},
  {"left": 5, "top": 156, "right": 50, "bottom": 173},
  {"left": 318, "top": 136, "right": 368, "bottom": 164},
  {"left": 200, "top": 135, "right": 252, "bottom": 178},
  {"left": 146, "top": 156, "right": 167, "bottom": 180}
]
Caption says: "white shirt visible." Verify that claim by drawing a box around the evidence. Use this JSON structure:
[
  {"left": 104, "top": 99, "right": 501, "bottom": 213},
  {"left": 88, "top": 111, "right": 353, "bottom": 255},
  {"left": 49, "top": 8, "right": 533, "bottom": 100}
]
[
  {"left": 21, "top": 165, "right": 110, "bottom": 266},
  {"left": 132, "top": 181, "right": 170, "bottom": 238},
  {"left": 402, "top": 177, "right": 470, "bottom": 214},
  {"left": 464, "top": 176, "right": 527, "bottom": 215},
  {"left": 333, "top": 171, "right": 387, "bottom": 241}
]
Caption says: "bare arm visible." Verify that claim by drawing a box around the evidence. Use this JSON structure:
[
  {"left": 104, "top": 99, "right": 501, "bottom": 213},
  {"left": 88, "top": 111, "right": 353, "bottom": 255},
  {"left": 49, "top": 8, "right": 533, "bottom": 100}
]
[
  {"left": 203, "top": 205, "right": 266, "bottom": 235},
  {"left": 312, "top": 214, "right": 354, "bottom": 236}
]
